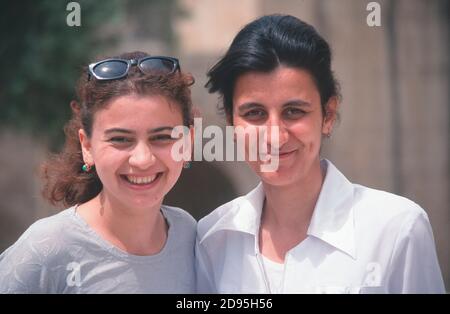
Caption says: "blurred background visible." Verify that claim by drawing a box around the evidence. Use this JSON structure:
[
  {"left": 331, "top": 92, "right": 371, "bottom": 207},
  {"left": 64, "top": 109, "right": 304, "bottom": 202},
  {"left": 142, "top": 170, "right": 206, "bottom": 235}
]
[{"left": 0, "top": 0, "right": 448, "bottom": 290}]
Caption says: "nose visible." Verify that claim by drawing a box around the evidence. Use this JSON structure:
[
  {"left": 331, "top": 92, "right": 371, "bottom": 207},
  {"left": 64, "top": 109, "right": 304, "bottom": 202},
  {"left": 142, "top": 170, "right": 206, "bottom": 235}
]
[
  {"left": 128, "top": 142, "right": 156, "bottom": 169},
  {"left": 265, "top": 114, "right": 289, "bottom": 150}
]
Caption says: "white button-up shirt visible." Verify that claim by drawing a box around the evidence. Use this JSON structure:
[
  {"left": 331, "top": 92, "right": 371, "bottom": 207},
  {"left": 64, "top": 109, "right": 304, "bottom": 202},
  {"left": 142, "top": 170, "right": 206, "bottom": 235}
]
[{"left": 196, "top": 160, "right": 445, "bottom": 293}]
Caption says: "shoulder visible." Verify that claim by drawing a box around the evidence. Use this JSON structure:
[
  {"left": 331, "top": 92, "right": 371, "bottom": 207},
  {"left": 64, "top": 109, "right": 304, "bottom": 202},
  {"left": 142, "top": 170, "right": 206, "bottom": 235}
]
[
  {"left": 353, "top": 184, "right": 426, "bottom": 218},
  {"left": 196, "top": 195, "right": 243, "bottom": 242},
  {"left": 352, "top": 184, "right": 429, "bottom": 235},
  {"left": 161, "top": 205, "right": 197, "bottom": 235},
  {"left": 31, "top": 207, "right": 75, "bottom": 234},
  {"left": 0, "top": 207, "right": 76, "bottom": 293},
  {"left": 2, "top": 207, "right": 76, "bottom": 256}
]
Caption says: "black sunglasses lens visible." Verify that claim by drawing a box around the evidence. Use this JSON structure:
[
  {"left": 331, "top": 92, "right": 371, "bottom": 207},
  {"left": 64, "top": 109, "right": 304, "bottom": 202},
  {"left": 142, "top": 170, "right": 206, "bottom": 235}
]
[
  {"left": 93, "top": 61, "right": 128, "bottom": 79},
  {"left": 140, "top": 58, "right": 176, "bottom": 74}
]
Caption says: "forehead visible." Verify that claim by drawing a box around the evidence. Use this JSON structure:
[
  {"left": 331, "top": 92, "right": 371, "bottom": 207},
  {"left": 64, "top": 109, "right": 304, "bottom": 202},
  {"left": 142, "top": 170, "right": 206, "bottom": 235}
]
[
  {"left": 232, "top": 66, "right": 320, "bottom": 105},
  {"left": 93, "top": 94, "right": 183, "bottom": 130}
]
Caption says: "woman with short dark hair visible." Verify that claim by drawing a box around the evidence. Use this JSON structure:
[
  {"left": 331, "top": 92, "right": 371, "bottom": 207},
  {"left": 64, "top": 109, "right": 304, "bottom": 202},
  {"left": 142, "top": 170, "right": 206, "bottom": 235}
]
[{"left": 196, "top": 15, "right": 445, "bottom": 294}]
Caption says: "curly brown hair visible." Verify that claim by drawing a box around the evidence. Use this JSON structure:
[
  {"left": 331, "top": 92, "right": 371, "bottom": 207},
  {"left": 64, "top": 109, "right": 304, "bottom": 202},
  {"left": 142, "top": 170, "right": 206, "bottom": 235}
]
[{"left": 41, "top": 51, "right": 194, "bottom": 207}]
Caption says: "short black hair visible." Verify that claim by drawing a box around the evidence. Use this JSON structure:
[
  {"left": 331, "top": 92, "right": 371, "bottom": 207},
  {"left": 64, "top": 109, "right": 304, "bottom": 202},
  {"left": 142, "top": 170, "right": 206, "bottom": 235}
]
[{"left": 206, "top": 14, "right": 340, "bottom": 121}]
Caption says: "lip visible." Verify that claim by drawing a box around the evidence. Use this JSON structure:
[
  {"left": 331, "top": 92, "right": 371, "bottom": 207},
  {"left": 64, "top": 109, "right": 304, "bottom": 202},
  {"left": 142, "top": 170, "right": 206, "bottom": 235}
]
[
  {"left": 119, "top": 172, "right": 163, "bottom": 191},
  {"left": 259, "top": 149, "right": 297, "bottom": 162},
  {"left": 277, "top": 150, "right": 297, "bottom": 159}
]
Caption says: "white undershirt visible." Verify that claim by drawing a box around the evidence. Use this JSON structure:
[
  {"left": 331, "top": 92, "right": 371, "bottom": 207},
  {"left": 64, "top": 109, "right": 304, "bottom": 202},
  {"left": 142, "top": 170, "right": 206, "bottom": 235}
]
[{"left": 261, "top": 255, "right": 285, "bottom": 294}]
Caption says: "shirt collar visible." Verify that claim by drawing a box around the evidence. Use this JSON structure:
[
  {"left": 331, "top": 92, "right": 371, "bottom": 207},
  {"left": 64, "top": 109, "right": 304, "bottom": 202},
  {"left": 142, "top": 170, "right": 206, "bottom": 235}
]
[
  {"left": 198, "top": 181, "right": 264, "bottom": 243},
  {"left": 199, "top": 159, "right": 356, "bottom": 259},
  {"left": 307, "top": 160, "right": 356, "bottom": 259}
]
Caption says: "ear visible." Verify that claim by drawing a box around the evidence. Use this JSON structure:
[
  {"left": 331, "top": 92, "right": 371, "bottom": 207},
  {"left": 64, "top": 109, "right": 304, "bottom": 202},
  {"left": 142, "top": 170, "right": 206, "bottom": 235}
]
[
  {"left": 79, "top": 129, "right": 94, "bottom": 165},
  {"left": 322, "top": 96, "right": 338, "bottom": 135}
]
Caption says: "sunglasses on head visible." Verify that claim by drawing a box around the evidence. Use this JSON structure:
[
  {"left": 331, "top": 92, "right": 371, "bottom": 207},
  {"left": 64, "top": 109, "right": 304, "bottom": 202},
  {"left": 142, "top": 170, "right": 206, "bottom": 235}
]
[{"left": 88, "top": 56, "right": 180, "bottom": 81}]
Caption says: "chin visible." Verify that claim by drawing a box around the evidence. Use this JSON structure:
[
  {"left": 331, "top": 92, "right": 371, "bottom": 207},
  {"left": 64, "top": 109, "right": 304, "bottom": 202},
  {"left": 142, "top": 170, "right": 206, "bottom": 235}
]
[
  {"left": 122, "top": 190, "right": 163, "bottom": 207},
  {"left": 257, "top": 168, "right": 298, "bottom": 187}
]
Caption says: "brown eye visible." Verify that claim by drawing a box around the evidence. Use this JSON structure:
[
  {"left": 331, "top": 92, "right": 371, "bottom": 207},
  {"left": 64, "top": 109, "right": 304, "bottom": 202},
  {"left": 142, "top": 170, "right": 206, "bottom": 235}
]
[
  {"left": 243, "top": 109, "right": 267, "bottom": 120},
  {"left": 109, "top": 137, "right": 132, "bottom": 143},
  {"left": 150, "top": 134, "right": 177, "bottom": 144},
  {"left": 283, "top": 108, "right": 306, "bottom": 119}
]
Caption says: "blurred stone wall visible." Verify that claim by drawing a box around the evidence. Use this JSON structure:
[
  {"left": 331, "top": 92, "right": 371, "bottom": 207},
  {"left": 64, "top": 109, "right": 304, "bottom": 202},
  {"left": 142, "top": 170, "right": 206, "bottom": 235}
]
[{"left": 0, "top": 131, "right": 56, "bottom": 251}]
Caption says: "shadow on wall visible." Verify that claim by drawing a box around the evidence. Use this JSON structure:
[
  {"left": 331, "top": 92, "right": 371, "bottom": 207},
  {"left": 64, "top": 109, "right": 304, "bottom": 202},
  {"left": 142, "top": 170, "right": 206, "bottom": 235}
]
[
  {"left": 164, "top": 161, "right": 238, "bottom": 220},
  {"left": 0, "top": 130, "right": 52, "bottom": 253}
]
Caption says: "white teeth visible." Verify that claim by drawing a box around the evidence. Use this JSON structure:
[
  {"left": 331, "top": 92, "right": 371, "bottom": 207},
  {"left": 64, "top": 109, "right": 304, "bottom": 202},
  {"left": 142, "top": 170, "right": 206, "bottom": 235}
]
[{"left": 126, "top": 174, "right": 157, "bottom": 185}]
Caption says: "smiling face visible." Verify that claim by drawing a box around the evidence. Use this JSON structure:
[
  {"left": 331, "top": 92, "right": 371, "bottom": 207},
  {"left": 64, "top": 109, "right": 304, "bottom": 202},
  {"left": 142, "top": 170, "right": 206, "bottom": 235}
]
[
  {"left": 232, "top": 66, "right": 337, "bottom": 187},
  {"left": 79, "top": 94, "right": 186, "bottom": 212}
]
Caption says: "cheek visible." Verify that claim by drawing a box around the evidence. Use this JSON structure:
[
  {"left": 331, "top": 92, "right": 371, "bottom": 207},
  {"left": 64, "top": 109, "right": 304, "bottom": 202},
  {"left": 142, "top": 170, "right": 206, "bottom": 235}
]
[
  {"left": 232, "top": 115, "right": 246, "bottom": 128},
  {"left": 234, "top": 127, "right": 264, "bottom": 160},
  {"left": 156, "top": 146, "right": 184, "bottom": 169},
  {"left": 94, "top": 155, "right": 125, "bottom": 179},
  {"left": 157, "top": 148, "right": 184, "bottom": 188},
  {"left": 92, "top": 145, "right": 127, "bottom": 173},
  {"left": 290, "top": 117, "right": 324, "bottom": 139}
]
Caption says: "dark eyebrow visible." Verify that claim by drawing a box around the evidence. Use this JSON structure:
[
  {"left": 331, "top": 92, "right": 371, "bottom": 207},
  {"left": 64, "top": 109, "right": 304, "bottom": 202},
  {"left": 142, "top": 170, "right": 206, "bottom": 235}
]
[
  {"left": 282, "top": 99, "right": 311, "bottom": 107},
  {"left": 237, "top": 103, "right": 265, "bottom": 113},
  {"left": 104, "top": 126, "right": 174, "bottom": 135},
  {"left": 104, "top": 128, "right": 134, "bottom": 135},
  {"left": 148, "top": 126, "right": 175, "bottom": 134}
]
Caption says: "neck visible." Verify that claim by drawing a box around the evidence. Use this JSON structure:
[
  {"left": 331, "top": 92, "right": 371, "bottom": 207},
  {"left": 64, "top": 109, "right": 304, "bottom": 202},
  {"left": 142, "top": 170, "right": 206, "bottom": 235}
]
[
  {"left": 261, "top": 159, "right": 325, "bottom": 230},
  {"left": 258, "top": 159, "right": 325, "bottom": 262},
  {"left": 77, "top": 192, "right": 167, "bottom": 256}
]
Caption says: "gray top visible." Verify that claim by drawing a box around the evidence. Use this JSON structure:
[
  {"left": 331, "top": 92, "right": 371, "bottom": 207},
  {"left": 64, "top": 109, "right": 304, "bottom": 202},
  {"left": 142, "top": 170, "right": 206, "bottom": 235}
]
[{"left": 0, "top": 205, "right": 196, "bottom": 293}]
